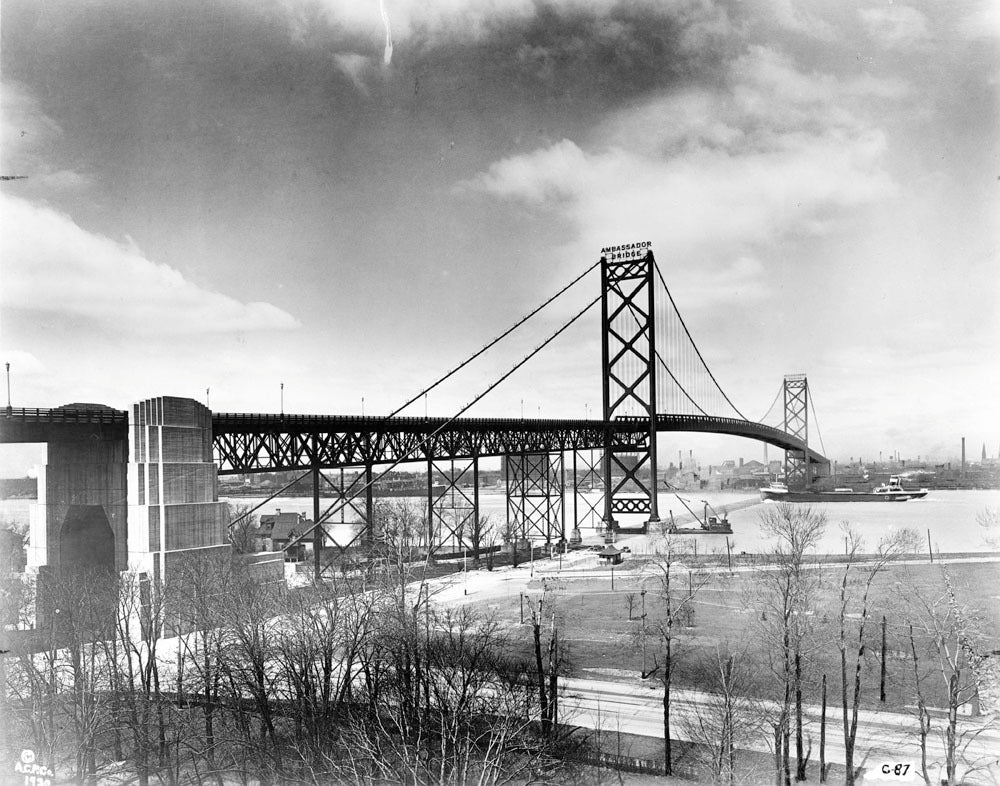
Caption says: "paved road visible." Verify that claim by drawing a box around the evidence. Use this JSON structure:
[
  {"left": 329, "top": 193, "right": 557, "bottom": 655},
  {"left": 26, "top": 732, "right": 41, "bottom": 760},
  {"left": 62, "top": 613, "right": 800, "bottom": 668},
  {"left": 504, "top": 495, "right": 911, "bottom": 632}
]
[{"left": 560, "top": 677, "right": 1000, "bottom": 783}]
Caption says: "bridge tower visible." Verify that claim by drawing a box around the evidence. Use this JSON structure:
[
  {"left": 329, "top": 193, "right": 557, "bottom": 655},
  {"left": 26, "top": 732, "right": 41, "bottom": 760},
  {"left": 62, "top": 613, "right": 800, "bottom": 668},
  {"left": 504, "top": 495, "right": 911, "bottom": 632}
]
[
  {"left": 782, "top": 374, "right": 810, "bottom": 489},
  {"left": 601, "top": 247, "right": 660, "bottom": 532}
]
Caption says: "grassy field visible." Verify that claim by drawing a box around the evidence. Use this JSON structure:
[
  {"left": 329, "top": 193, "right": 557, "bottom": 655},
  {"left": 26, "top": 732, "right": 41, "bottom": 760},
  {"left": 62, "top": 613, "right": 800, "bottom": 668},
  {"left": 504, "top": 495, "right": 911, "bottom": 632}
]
[{"left": 475, "top": 556, "right": 1000, "bottom": 715}]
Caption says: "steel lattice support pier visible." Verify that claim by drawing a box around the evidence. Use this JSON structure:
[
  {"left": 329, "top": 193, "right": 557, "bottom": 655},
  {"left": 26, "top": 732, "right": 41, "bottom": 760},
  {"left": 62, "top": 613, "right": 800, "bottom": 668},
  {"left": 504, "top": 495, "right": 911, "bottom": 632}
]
[
  {"left": 505, "top": 453, "right": 564, "bottom": 546},
  {"left": 427, "top": 457, "right": 479, "bottom": 558}
]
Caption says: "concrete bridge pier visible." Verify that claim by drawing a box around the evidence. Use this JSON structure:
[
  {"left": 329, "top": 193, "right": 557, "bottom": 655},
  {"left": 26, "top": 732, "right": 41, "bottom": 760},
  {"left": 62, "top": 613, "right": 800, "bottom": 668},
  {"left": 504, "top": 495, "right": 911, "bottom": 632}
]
[
  {"left": 127, "top": 397, "right": 231, "bottom": 626},
  {"left": 27, "top": 405, "right": 128, "bottom": 626}
]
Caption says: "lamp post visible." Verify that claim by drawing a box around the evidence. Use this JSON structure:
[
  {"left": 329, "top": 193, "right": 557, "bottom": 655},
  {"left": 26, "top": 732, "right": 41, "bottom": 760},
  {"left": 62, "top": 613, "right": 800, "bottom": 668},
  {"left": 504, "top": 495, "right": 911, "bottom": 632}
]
[
  {"left": 280, "top": 382, "right": 284, "bottom": 416},
  {"left": 5, "top": 362, "right": 10, "bottom": 416},
  {"left": 205, "top": 387, "right": 210, "bottom": 408}
]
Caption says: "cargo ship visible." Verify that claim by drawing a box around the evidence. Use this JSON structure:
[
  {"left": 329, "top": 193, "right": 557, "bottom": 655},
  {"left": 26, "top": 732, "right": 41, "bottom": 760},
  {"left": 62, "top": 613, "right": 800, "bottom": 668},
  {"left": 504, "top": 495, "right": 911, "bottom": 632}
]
[{"left": 760, "top": 476, "right": 928, "bottom": 503}]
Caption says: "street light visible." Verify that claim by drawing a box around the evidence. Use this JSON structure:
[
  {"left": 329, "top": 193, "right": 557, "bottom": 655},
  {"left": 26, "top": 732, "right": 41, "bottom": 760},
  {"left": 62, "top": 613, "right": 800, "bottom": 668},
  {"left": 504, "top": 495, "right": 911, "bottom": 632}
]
[
  {"left": 280, "top": 382, "right": 284, "bottom": 416},
  {"left": 5, "top": 362, "right": 10, "bottom": 416}
]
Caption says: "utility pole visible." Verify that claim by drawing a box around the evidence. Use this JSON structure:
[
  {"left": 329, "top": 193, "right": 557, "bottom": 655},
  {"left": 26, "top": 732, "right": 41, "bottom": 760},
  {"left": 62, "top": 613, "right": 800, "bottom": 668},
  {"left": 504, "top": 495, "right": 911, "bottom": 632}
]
[
  {"left": 880, "top": 615, "right": 887, "bottom": 702},
  {"left": 641, "top": 588, "right": 647, "bottom": 675},
  {"left": 5, "top": 362, "right": 10, "bottom": 416}
]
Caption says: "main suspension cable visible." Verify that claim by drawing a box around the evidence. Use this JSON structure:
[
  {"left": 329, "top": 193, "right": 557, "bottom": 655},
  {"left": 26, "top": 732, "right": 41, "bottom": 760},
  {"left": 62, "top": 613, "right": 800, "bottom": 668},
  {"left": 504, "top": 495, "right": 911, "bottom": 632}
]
[
  {"left": 387, "top": 258, "right": 601, "bottom": 419},
  {"left": 807, "top": 384, "right": 827, "bottom": 456},
  {"left": 619, "top": 294, "right": 708, "bottom": 416},
  {"left": 285, "top": 293, "right": 603, "bottom": 553},
  {"left": 653, "top": 260, "right": 749, "bottom": 421},
  {"left": 757, "top": 384, "right": 783, "bottom": 426}
]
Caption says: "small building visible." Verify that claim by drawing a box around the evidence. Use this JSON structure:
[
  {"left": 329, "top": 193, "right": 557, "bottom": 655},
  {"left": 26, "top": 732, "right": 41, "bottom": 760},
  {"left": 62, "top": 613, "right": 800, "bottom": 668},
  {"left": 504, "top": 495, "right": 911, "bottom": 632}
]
[
  {"left": 257, "top": 510, "right": 311, "bottom": 562},
  {"left": 597, "top": 544, "right": 624, "bottom": 565}
]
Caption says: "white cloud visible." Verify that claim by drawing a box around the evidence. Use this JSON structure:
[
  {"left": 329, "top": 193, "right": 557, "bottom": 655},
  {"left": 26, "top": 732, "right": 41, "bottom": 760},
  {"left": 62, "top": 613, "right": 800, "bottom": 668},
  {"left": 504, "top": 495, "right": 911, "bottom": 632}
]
[
  {"left": 1, "top": 80, "right": 90, "bottom": 189},
  {"left": 0, "top": 194, "right": 301, "bottom": 335},
  {"left": 957, "top": 1, "right": 1000, "bottom": 39},
  {"left": 468, "top": 45, "right": 898, "bottom": 268},
  {"left": 0, "top": 349, "right": 46, "bottom": 377},
  {"left": 859, "top": 5, "right": 930, "bottom": 48},
  {"left": 680, "top": 256, "right": 769, "bottom": 306},
  {"left": 471, "top": 139, "right": 593, "bottom": 205},
  {"left": 747, "top": 0, "right": 837, "bottom": 41},
  {"left": 259, "top": 0, "right": 732, "bottom": 55}
]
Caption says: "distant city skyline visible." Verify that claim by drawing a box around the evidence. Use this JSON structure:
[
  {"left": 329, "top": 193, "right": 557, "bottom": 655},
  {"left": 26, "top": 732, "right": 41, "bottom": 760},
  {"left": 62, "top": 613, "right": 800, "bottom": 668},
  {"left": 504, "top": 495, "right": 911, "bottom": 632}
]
[{"left": 2, "top": 0, "right": 997, "bottom": 475}]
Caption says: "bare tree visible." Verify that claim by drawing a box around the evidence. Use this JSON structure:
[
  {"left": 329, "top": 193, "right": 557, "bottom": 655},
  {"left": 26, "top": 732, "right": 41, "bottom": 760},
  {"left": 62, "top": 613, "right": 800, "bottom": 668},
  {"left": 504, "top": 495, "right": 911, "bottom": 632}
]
[
  {"left": 215, "top": 562, "right": 286, "bottom": 782},
  {"left": 648, "top": 534, "right": 709, "bottom": 776},
  {"left": 469, "top": 513, "right": 496, "bottom": 565},
  {"left": 684, "top": 641, "right": 767, "bottom": 786},
  {"left": 977, "top": 506, "right": 1000, "bottom": 549},
  {"left": 100, "top": 569, "right": 173, "bottom": 786},
  {"left": 171, "top": 552, "right": 234, "bottom": 784},
  {"left": 3, "top": 572, "right": 66, "bottom": 772},
  {"left": 900, "top": 566, "right": 996, "bottom": 785},
  {"left": 339, "top": 604, "right": 571, "bottom": 785},
  {"left": 226, "top": 502, "right": 258, "bottom": 554},
  {"left": 276, "top": 573, "right": 378, "bottom": 776},
  {"left": 837, "top": 524, "right": 918, "bottom": 786},
  {"left": 754, "top": 504, "right": 826, "bottom": 784}
]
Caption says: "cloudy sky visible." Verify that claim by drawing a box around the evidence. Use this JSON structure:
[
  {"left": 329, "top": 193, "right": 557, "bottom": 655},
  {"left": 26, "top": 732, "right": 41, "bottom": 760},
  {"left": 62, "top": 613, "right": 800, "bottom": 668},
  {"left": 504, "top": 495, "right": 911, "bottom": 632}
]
[{"left": 1, "top": 0, "right": 998, "bottom": 472}]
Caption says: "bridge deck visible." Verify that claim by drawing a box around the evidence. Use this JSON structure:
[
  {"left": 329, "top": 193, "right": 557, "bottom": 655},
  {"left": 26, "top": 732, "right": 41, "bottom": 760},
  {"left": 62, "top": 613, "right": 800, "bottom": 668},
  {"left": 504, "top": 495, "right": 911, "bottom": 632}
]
[
  {"left": 211, "top": 411, "right": 826, "bottom": 474},
  {"left": 1, "top": 406, "right": 128, "bottom": 443},
  {"left": 2, "top": 408, "right": 826, "bottom": 473}
]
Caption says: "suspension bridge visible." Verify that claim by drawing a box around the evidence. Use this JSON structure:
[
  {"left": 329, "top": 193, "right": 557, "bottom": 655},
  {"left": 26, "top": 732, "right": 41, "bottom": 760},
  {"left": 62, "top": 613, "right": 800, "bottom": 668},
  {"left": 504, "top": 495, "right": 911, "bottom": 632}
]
[{"left": 3, "top": 245, "right": 829, "bottom": 583}]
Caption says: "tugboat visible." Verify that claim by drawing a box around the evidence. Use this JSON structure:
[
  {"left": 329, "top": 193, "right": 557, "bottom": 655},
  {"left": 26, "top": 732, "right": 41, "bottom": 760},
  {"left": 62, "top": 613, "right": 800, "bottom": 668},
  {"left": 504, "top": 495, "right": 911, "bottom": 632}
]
[{"left": 760, "top": 476, "right": 927, "bottom": 502}]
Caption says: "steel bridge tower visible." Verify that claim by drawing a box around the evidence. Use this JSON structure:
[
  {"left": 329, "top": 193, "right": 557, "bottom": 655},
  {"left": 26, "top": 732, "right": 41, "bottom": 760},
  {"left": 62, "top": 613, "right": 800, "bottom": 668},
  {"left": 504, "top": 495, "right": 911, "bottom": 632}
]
[
  {"left": 782, "top": 374, "right": 810, "bottom": 489},
  {"left": 601, "top": 248, "right": 660, "bottom": 532}
]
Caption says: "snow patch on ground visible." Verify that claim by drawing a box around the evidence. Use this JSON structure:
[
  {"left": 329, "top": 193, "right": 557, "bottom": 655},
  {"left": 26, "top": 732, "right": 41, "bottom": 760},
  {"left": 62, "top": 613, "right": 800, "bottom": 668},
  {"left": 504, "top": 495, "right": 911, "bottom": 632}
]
[{"left": 583, "top": 667, "right": 639, "bottom": 679}]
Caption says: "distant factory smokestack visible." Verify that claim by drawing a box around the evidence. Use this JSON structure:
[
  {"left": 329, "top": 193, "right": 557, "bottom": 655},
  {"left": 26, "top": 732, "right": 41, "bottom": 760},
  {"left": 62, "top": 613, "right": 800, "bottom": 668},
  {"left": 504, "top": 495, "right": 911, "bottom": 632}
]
[{"left": 961, "top": 437, "right": 966, "bottom": 480}]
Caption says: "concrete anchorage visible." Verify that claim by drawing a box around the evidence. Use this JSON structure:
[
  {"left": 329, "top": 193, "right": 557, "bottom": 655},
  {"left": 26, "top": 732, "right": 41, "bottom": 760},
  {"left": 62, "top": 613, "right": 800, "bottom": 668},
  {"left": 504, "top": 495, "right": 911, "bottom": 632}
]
[{"left": 126, "top": 397, "right": 235, "bottom": 630}]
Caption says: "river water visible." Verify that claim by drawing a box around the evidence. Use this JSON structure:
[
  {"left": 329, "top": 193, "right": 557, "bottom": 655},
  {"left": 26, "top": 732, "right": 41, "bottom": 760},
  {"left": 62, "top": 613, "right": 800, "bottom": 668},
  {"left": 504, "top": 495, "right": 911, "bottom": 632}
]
[
  {"left": 4, "top": 489, "right": 998, "bottom": 557},
  {"left": 220, "top": 488, "right": 1000, "bottom": 556}
]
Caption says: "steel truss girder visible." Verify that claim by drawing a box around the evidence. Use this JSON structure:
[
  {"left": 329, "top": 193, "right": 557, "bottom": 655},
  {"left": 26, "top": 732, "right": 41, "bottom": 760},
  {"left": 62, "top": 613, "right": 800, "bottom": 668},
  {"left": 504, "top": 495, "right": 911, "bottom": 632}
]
[
  {"left": 601, "top": 252, "right": 660, "bottom": 530},
  {"left": 506, "top": 453, "right": 564, "bottom": 545},
  {"left": 212, "top": 415, "right": 642, "bottom": 474},
  {"left": 783, "top": 375, "right": 810, "bottom": 489},
  {"left": 427, "top": 457, "right": 478, "bottom": 554}
]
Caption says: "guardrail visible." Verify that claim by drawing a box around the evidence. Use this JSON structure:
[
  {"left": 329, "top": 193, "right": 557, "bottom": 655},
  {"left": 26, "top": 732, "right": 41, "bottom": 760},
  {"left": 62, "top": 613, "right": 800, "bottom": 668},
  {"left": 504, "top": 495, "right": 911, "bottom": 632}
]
[{"left": 4, "top": 407, "right": 128, "bottom": 424}]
